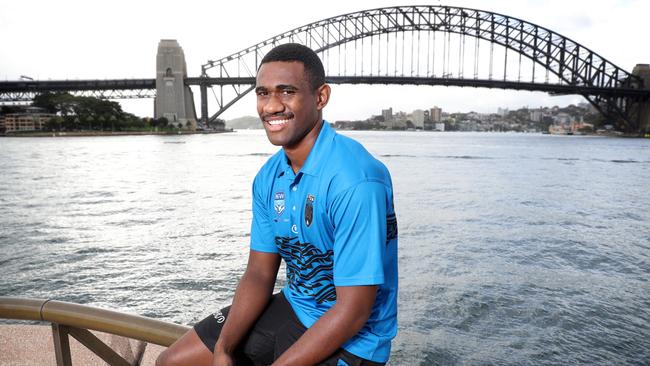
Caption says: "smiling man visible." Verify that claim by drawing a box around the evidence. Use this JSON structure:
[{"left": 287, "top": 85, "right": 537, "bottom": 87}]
[{"left": 157, "top": 43, "right": 398, "bottom": 366}]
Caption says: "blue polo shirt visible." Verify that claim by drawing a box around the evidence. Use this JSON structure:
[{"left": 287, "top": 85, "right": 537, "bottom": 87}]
[{"left": 250, "top": 121, "right": 398, "bottom": 362}]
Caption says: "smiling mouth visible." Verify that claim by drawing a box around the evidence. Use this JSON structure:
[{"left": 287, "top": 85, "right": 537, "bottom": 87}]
[
  {"left": 266, "top": 118, "right": 292, "bottom": 126},
  {"left": 263, "top": 113, "right": 294, "bottom": 129}
]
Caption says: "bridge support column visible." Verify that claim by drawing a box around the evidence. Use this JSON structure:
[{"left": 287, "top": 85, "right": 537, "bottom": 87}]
[
  {"left": 632, "top": 64, "right": 650, "bottom": 136},
  {"left": 200, "top": 81, "right": 208, "bottom": 128},
  {"left": 155, "top": 40, "right": 197, "bottom": 130}
]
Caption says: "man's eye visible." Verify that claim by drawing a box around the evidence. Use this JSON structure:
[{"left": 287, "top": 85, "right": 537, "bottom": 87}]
[
  {"left": 256, "top": 91, "right": 268, "bottom": 96},
  {"left": 282, "top": 90, "right": 295, "bottom": 95}
]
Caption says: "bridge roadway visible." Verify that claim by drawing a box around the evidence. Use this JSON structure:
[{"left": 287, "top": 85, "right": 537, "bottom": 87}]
[
  {"left": 3, "top": 76, "right": 649, "bottom": 97},
  {"left": 3, "top": 77, "right": 649, "bottom": 132},
  {"left": 0, "top": 79, "right": 155, "bottom": 93}
]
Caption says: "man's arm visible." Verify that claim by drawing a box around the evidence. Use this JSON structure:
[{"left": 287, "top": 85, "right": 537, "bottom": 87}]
[
  {"left": 271, "top": 285, "right": 377, "bottom": 366},
  {"left": 213, "top": 250, "right": 281, "bottom": 365}
]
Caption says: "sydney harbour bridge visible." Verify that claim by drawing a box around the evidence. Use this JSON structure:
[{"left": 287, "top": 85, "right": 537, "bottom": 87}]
[{"left": 1, "top": 5, "right": 649, "bottom": 133}]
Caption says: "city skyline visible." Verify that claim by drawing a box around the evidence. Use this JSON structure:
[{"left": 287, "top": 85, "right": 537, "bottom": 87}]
[
  {"left": 330, "top": 101, "right": 596, "bottom": 131},
  {"left": 1, "top": 0, "right": 648, "bottom": 121}
]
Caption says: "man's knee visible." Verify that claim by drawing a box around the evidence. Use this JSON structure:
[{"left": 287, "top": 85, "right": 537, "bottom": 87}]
[
  {"left": 155, "top": 348, "right": 176, "bottom": 366},
  {"left": 155, "top": 329, "right": 214, "bottom": 366},
  {"left": 156, "top": 345, "right": 210, "bottom": 366}
]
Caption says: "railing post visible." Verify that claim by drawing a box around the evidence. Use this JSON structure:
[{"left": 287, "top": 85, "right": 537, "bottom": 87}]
[
  {"left": 52, "top": 323, "right": 72, "bottom": 366},
  {"left": 67, "top": 326, "right": 133, "bottom": 366}
]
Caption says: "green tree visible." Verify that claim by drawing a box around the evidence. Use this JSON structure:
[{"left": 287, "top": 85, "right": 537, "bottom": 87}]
[
  {"left": 85, "top": 115, "right": 94, "bottom": 130},
  {"left": 1, "top": 105, "right": 22, "bottom": 114},
  {"left": 97, "top": 114, "right": 106, "bottom": 131},
  {"left": 30, "top": 93, "right": 157, "bottom": 132},
  {"left": 33, "top": 92, "right": 62, "bottom": 113},
  {"left": 44, "top": 116, "right": 63, "bottom": 131},
  {"left": 109, "top": 115, "right": 117, "bottom": 131}
]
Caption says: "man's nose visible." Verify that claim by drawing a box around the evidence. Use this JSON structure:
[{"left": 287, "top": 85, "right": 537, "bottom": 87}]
[{"left": 263, "top": 93, "right": 285, "bottom": 114}]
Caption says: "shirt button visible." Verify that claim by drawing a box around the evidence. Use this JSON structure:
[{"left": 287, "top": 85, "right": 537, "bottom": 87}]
[
  {"left": 292, "top": 206, "right": 296, "bottom": 211},
  {"left": 292, "top": 186, "right": 297, "bottom": 192}
]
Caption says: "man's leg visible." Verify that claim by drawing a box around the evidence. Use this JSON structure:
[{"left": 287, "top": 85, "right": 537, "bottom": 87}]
[
  {"left": 156, "top": 328, "right": 214, "bottom": 366},
  {"left": 156, "top": 293, "right": 289, "bottom": 366},
  {"left": 270, "top": 296, "right": 385, "bottom": 366},
  {"left": 156, "top": 304, "right": 253, "bottom": 366}
]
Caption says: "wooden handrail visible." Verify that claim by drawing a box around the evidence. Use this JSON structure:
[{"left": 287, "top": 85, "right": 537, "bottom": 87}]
[{"left": 0, "top": 297, "right": 189, "bottom": 347}]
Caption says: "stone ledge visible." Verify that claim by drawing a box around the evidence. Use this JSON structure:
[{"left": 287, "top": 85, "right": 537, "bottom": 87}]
[{"left": 0, "top": 324, "right": 154, "bottom": 365}]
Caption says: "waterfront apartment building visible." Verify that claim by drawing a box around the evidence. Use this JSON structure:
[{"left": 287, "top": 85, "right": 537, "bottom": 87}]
[
  {"left": 430, "top": 106, "right": 442, "bottom": 122},
  {"left": 3, "top": 112, "right": 54, "bottom": 132},
  {"left": 530, "top": 109, "right": 543, "bottom": 122},
  {"left": 412, "top": 109, "right": 425, "bottom": 128}
]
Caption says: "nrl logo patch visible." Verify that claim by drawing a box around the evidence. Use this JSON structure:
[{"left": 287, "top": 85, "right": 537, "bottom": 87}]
[
  {"left": 274, "top": 191, "right": 285, "bottom": 215},
  {"left": 305, "top": 194, "right": 315, "bottom": 227}
]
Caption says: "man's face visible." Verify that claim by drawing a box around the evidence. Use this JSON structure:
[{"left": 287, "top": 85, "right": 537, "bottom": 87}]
[{"left": 255, "top": 61, "right": 324, "bottom": 148}]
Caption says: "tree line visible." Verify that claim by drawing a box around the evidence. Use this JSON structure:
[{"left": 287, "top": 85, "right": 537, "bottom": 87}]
[{"left": 28, "top": 92, "right": 181, "bottom": 132}]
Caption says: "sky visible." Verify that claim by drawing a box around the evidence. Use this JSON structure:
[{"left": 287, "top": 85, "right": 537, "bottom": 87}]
[{"left": 1, "top": 0, "right": 648, "bottom": 121}]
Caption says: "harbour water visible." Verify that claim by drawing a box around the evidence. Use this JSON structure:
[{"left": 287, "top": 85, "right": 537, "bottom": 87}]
[{"left": 1, "top": 131, "right": 649, "bottom": 365}]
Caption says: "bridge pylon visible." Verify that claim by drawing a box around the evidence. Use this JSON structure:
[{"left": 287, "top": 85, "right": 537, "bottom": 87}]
[{"left": 155, "top": 40, "right": 197, "bottom": 129}]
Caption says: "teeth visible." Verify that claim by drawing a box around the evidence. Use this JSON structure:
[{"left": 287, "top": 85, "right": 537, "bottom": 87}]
[{"left": 267, "top": 119, "right": 290, "bottom": 125}]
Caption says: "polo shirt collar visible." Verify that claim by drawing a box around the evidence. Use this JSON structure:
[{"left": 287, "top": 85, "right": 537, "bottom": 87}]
[{"left": 277, "top": 120, "right": 335, "bottom": 179}]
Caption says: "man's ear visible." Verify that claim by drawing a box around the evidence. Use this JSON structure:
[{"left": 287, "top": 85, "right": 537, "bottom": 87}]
[{"left": 316, "top": 84, "right": 331, "bottom": 111}]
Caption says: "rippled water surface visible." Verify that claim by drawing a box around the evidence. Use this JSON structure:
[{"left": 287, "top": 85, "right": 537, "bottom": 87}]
[{"left": 1, "top": 131, "right": 649, "bottom": 365}]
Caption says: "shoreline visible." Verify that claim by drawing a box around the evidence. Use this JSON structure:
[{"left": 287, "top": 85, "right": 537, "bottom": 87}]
[
  {"left": 2, "top": 129, "right": 646, "bottom": 138},
  {"left": 0, "top": 130, "right": 234, "bottom": 138}
]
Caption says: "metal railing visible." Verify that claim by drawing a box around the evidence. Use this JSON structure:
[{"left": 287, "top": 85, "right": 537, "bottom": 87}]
[{"left": 0, "top": 297, "right": 189, "bottom": 366}]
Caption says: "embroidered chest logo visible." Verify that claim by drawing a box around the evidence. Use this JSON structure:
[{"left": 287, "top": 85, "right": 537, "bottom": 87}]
[
  {"left": 305, "top": 194, "right": 315, "bottom": 227},
  {"left": 274, "top": 191, "right": 285, "bottom": 215}
]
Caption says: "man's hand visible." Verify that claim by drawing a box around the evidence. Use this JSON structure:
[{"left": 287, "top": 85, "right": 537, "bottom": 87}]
[
  {"left": 272, "top": 285, "right": 377, "bottom": 366},
  {"left": 213, "top": 250, "right": 281, "bottom": 365}
]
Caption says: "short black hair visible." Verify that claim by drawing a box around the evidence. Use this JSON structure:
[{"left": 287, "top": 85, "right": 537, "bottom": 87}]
[{"left": 259, "top": 43, "right": 325, "bottom": 91}]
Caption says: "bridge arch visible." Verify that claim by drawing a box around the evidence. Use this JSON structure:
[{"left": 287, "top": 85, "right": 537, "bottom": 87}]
[{"left": 200, "top": 5, "right": 647, "bottom": 131}]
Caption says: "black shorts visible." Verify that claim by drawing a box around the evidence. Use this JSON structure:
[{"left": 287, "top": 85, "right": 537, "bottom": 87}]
[{"left": 193, "top": 292, "right": 384, "bottom": 366}]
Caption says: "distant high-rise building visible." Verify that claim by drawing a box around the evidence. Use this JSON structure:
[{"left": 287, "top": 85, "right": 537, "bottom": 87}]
[
  {"left": 412, "top": 109, "right": 425, "bottom": 128},
  {"left": 555, "top": 112, "right": 571, "bottom": 124},
  {"left": 430, "top": 106, "right": 442, "bottom": 122},
  {"left": 424, "top": 110, "right": 431, "bottom": 122},
  {"left": 530, "top": 109, "right": 543, "bottom": 122},
  {"left": 382, "top": 107, "right": 393, "bottom": 121},
  {"left": 497, "top": 107, "right": 509, "bottom": 117}
]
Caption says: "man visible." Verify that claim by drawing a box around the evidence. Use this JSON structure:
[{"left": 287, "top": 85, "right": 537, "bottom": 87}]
[{"left": 157, "top": 43, "right": 398, "bottom": 366}]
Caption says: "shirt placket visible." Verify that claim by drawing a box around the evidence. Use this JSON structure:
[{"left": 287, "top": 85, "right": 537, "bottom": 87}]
[{"left": 288, "top": 173, "right": 301, "bottom": 238}]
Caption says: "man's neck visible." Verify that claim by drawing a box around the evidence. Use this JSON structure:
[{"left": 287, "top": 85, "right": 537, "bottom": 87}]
[{"left": 284, "top": 120, "right": 324, "bottom": 174}]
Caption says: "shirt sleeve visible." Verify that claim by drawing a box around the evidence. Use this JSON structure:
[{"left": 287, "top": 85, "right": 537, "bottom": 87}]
[
  {"left": 330, "top": 181, "right": 388, "bottom": 286},
  {"left": 250, "top": 174, "right": 278, "bottom": 253}
]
